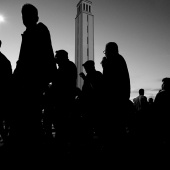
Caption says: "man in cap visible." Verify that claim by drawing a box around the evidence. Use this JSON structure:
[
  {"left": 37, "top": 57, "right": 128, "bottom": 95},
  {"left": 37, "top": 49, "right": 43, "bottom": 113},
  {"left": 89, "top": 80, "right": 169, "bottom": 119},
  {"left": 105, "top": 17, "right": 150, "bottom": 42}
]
[
  {"left": 54, "top": 50, "right": 77, "bottom": 93},
  {"left": 50, "top": 50, "right": 77, "bottom": 151},
  {"left": 80, "top": 60, "right": 103, "bottom": 139},
  {"left": 80, "top": 60, "right": 103, "bottom": 98}
]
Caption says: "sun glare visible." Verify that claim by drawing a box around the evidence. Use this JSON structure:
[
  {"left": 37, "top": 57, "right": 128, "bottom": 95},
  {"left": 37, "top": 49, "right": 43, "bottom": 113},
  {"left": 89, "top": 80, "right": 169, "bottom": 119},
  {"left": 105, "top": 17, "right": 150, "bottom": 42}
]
[{"left": 0, "top": 15, "right": 5, "bottom": 23}]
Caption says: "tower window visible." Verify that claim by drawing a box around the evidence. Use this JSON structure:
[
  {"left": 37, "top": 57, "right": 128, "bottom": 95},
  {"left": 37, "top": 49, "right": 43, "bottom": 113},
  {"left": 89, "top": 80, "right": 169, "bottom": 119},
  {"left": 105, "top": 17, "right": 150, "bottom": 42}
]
[
  {"left": 86, "top": 4, "right": 88, "bottom": 12},
  {"left": 89, "top": 6, "right": 91, "bottom": 13},
  {"left": 83, "top": 3, "right": 85, "bottom": 10}
]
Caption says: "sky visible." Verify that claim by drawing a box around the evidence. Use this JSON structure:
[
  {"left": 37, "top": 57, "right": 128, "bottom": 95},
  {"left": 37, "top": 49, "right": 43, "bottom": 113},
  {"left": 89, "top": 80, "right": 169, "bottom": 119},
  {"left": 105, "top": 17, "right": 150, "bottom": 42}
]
[{"left": 0, "top": 0, "right": 170, "bottom": 100}]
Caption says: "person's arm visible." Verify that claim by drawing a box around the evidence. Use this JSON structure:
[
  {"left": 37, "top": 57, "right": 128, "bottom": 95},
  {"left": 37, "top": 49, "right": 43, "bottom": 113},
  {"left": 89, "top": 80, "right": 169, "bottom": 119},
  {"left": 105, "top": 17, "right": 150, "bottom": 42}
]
[{"left": 79, "top": 72, "right": 86, "bottom": 80}]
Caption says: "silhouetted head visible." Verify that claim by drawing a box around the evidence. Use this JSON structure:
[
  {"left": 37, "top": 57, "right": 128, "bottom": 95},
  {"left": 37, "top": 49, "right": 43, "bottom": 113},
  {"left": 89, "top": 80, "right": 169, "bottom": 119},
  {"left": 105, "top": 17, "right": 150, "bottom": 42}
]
[
  {"left": 162, "top": 77, "right": 170, "bottom": 91},
  {"left": 148, "top": 98, "right": 153, "bottom": 103},
  {"left": 139, "top": 89, "right": 144, "bottom": 95},
  {"left": 21, "top": 3, "right": 39, "bottom": 28},
  {"left": 104, "top": 42, "right": 119, "bottom": 57},
  {"left": 55, "top": 50, "right": 69, "bottom": 65},
  {"left": 82, "top": 60, "right": 95, "bottom": 73}
]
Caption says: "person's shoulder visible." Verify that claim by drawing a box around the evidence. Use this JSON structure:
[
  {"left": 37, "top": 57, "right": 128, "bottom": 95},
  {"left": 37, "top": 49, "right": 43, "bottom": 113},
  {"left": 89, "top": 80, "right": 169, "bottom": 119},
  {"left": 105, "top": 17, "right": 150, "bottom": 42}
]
[
  {"left": 37, "top": 22, "right": 49, "bottom": 32},
  {"left": 69, "top": 60, "right": 76, "bottom": 66},
  {"left": 0, "top": 51, "right": 3, "bottom": 57},
  {"left": 159, "top": 90, "right": 170, "bottom": 97},
  {"left": 0, "top": 51, "right": 8, "bottom": 61},
  {"left": 134, "top": 96, "right": 140, "bottom": 101},
  {"left": 96, "top": 70, "right": 102, "bottom": 74},
  {"left": 95, "top": 70, "right": 103, "bottom": 76},
  {"left": 0, "top": 51, "right": 4, "bottom": 56},
  {"left": 140, "top": 95, "right": 146, "bottom": 99},
  {"left": 68, "top": 60, "right": 77, "bottom": 70},
  {"left": 37, "top": 22, "right": 47, "bottom": 28},
  {"left": 68, "top": 60, "right": 75, "bottom": 64},
  {"left": 119, "top": 54, "right": 127, "bottom": 63},
  {"left": 141, "top": 95, "right": 147, "bottom": 102},
  {"left": 154, "top": 90, "right": 164, "bottom": 101},
  {"left": 133, "top": 97, "right": 137, "bottom": 103},
  {"left": 144, "top": 96, "right": 147, "bottom": 100},
  {"left": 0, "top": 52, "right": 11, "bottom": 66},
  {"left": 157, "top": 90, "right": 164, "bottom": 96}
]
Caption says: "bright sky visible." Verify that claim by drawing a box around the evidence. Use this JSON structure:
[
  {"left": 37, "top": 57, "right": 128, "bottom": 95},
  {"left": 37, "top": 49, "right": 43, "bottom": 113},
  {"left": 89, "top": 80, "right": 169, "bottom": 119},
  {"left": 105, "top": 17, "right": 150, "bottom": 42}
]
[
  {"left": 0, "top": 15, "right": 5, "bottom": 23},
  {"left": 0, "top": 0, "right": 170, "bottom": 100}
]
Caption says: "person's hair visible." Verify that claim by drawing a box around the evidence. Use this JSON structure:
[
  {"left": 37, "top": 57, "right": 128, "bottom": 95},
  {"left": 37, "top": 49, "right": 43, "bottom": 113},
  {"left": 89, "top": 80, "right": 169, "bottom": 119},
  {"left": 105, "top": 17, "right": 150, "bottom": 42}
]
[
  {"left": 139, "top": 89, "right": 144, "bottom": 95},
  {"left": 55, "top": 50, "right": 68, "bottom": 62},
  {"left": 162, "top": 77, "right": 170, "bottom": 91},
  {"left": 82, "top": 60, "right": 95, "bottom": 72},
  {"left": 105, "top": 42, "right": 119, "bottom": 54},
  {"left": 21, "top": 3, "right": 38, "bottom": 17}
]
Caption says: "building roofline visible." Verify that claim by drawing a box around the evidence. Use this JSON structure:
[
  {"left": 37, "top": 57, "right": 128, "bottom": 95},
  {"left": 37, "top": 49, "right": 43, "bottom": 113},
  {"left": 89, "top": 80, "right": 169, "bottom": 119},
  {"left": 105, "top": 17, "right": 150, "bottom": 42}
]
[{"left": 77, "top": 0, "right": 92, "bottom": 7}]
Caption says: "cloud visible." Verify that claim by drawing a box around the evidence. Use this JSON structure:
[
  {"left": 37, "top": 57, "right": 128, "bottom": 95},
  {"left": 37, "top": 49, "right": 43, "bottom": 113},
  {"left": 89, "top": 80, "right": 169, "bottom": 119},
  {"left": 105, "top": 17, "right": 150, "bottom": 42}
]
[
  {"left": 131, "top": 89, "right": 139, "bottom": 94},
  {"left": 131, "top": 87, "right": 159, "bottom": 93},
  {"left": 144, "top": 88, "right": 160, "bottom": 92}
]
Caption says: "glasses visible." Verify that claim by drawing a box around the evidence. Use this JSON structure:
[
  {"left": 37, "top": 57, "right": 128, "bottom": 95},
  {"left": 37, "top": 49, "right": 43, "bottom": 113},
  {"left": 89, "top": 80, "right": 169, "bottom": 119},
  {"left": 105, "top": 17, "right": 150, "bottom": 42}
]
[{"left": 103, "top": 50, "right": 106, "bottom": 54}]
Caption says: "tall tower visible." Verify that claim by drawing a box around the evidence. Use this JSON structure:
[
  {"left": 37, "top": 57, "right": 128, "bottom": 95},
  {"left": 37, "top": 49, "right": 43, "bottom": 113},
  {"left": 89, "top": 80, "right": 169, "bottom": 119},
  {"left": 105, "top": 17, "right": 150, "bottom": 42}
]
[{"left": 75, "top": 0, "right": 94, "bottom": 89}]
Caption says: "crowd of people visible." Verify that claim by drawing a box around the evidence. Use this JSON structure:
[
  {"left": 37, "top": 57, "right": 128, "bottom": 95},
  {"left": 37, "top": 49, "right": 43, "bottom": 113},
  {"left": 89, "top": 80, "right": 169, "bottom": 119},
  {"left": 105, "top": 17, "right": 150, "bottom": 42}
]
[{"left": 0, "top": 3, "right": 169, "bottom": 163}]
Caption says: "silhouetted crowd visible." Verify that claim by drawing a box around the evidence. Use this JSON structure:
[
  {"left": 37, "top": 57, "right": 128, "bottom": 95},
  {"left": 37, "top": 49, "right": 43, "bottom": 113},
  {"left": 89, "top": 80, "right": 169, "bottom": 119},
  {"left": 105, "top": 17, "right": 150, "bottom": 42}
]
[{"left": 0, "top": 3, "right": 169, "bottom": 164}]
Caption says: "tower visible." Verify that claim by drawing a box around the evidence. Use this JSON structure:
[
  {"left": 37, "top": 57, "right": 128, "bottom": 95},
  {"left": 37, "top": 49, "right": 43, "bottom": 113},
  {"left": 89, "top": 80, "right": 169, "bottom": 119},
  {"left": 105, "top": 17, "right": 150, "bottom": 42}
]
[{"left": 75, "top": 0, "right": 94, "bottom": 89}]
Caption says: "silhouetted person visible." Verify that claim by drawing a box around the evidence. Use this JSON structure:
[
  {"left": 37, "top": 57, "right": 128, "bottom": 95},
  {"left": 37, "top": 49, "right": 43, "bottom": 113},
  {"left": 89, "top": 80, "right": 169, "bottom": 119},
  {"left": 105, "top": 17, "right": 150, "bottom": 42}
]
[
  {"left": 145, "top": 97, "right": 155, "bottom": 146},
  {"left": 154, "top": 77, "right": 170, "bottom": 146},
  {"left": 148, "top": 97, "right": 154, "bottom": 105},
  {"left": 133, "top": 89, "right": 148, "bottom": 114},
  {"left": 0, "top": 40, "right": 12, "bottom": 143},
  {"left": 51, "top": 49, "right": 77, "bottom": 154},
  {"left": 55, "top": 50, "right": 77, "bottom": 96},
  {"left": 12, "top": 4, "right": 56, "bottom": 149},
  {"left": 122, "top": 99, "right": 136, "bottom": 153},
  {"left": 79, "top": 60, "right": 103, "bottom": 150},
  {"left": 133, "top": 88, "right": 148, "bottom": 146},
  {"left": 102, "top": 42, "right": 131, "bottom": 99},
  {"left": 101, "top": 42, "right": 131, "bottom": 153},
  {"left": 80, "top": 60, "right": 103, "bottom": 103},
  {"left": 80, "top": 60, "right": 103, "bottom": 93},
  {"left": 148, "top": 97, "right": 154, "bottom": 113}
]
